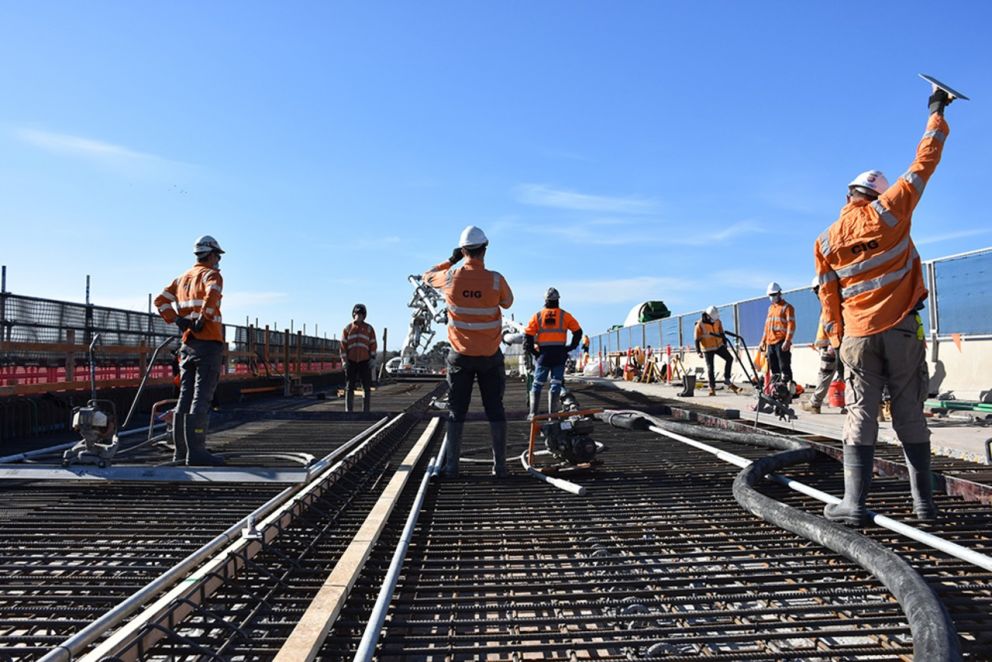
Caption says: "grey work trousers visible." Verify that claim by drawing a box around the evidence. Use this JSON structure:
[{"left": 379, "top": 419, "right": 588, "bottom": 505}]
[
  {"left": 841, "top": 313, "right": 929, "bottom": 447},
  {"left": 176, "top": 338, "right": 224, "bottom": 415},
  {"left": 811, "top": 347, "right": 845, "bottom": 406}
]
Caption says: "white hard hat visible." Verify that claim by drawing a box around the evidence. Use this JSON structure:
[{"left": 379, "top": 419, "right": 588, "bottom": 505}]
[
  {"left": 705, "top": 305, "right": 719, "bottom": 319},
  {"left": 766, "top": 282, "right": 782, "bottom": 295},
  {"left": 811, "top": 275, "right": 820, "bottom": 289},
  {"left": 194, "top": 235, "right": 225, "bottom": 256},
  {"left": 458, "top": 225, "right": 489, "bottom": 248},
  {"left": 848, "top": 170, "right": 889, "bottom": 198}
]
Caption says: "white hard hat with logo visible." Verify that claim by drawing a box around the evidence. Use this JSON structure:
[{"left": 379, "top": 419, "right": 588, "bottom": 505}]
[
  {"left": 766, "top": 282, "right": 782, "bottom": 296},
  {"left": 705, "top": 305, "right": 719, "bottom": 319},
  {"left": 194, "top": 235, "right": 225, "bottom": 256},
  {"left": 458, "top": 225, "right": 489, "bottom": 248},
  {"left": 848, "top": 170, "right": 889, "bottom": 198}
]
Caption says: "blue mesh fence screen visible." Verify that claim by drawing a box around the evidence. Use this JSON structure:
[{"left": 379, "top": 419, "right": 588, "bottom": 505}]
[
  {"left": 617, "top": 329, "right": 629, "bottom": 352},
  {"left": 645, "top": 321, "right": 661, "bottom": 349},
  {"left": 787, "top": 289, "right": 821, "bottom": 345},
  {"left": 661, "top": 318, "right": 679, "bottom": 347},
  {"left": 934, "top": 251, "right": 992, "bottom": 336},
  {"left": 680, "top": 313, "right": 700, "bottom": 349},
  {"left": 737, "top": 298, "right": 767, "bottom": 347},
  {"left": 717, "top": 305, "right": 736, "bottom": 335}
]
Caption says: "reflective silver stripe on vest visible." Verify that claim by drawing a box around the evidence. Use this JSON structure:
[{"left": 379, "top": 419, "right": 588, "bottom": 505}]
[
  {"left": 840, "top": 249, "right": 919, "bottom": 298},
  {"left": 347, "top": 342, "right": 369, "bottom": 349},
  {"left": 823, "top": 320, "right": 836, "bottom": 333},
  {"left": 347, "top": 333, "right": 370, "bottom": 341},
  {"left": 160, "top": 290, "right": 176, "bottom": 302},
  {"left": 834, "top": 235, "right": 911, "bottom": 279},
  {"left": 446, "top": 267, "right": 457, "bottom": 288},
  {"left": 492, "top": 272, "right": 500, "bottom": 290},
  {"left": 207, "top": 283, "right": 222, "bottom": 294},
  {"left": 818, "top": 270, "right": 839, "bottom": 285},
  {"left": 450, "top": 319, "right": 502, "bottom": 330},
  {"left": 870, "top": 199, "right": 899, "bottom": 227},
  {"left": 157, "top": 303, "right": 172, "bottom": 313},
  {"left": 902, "top": 171, "right": 925, "bottom": 195},
  {"left": 923, "top": 129, "right": 946, "bottom": 143},
  {"left": 177, "top": 299, "right": 205, "bottom": 307},
  {"left": 817, "top": 230, "right": 832, "bottom": 256},
  {"left": 448, "top": 305, "right": 499, "bottom": 315}
]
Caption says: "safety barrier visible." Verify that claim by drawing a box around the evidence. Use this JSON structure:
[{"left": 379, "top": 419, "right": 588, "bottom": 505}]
[{"left": 590, "top": 246, "right": 992, "bottom": 355}]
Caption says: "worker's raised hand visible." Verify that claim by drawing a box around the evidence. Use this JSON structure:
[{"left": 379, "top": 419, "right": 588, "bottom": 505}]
[
  {"left": 175, "top": 317, "right": 193, "bottom": 332},
  {"left": 448, "top": 247, "right": 464, "bottom": 265},
  {"left": 929, "top": 88, "right": 952, "bottom": 115}
]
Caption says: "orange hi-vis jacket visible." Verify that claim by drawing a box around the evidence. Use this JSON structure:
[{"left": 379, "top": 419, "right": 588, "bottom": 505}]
[
  {"left": 762, "top": 300, "right": 795, "bottom": 347},
  {"left": 423, "top": 256, "right": 513, "bottom": 357},
  {"left": 525, "top": 308, "right": 582, "bottom": 349},
  {"left": 154, "top": 264, "right": 224, "bottom": 343},
  {"left": 816, "top": 113, "right": 948, "bottom": 345},
  {"left": 694, "top": 318, "right": 725, "bottom": 351},
  {"left": 341, "top": 321, "right": 377, "bottom": 362}
]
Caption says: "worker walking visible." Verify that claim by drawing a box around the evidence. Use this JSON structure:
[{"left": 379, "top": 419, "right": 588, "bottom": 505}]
[
  {"left": 154, "top": 235, "right": 227, "bottom": 466},
  {"left": 803, "top": 276, "right": 846, "bottom": 415},
  {"left": 524, "top": 288, "right": 583, "bottom": 418},
  {"left": 694, "top": 306, "right": 741, "bottom": 396},
  {"left": 424, "top": 226, "right": 514, "bottom": 478},
  {"left": 580, "top": 333, "right": 591, "bottom": 369},
  {"left": 815, "top": 86, "right": 955, "bottom": 525},
  {"left": 340, "top": 304, "right": 377, "bottom": 413},
  {"left": 758, "top": 283, "right": 796, "bottom": 386}
]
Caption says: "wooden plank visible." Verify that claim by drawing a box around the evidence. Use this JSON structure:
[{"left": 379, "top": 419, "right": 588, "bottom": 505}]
[{"left": 273, "top": 417, "right": 440, "bottom": 662}]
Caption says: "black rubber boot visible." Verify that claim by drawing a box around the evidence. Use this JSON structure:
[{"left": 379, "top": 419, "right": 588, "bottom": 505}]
[
  {"left": 824, "top": 444, "right": 874, "bottom": 526},
  {"left": 184, "top": 413, "right": 226, "bottom": 466},
  {"left": 490, "top": 421, "right": 509, "bottom": 478},
  {"left": 362, "top": 391, "right": 371, "bottom": 414},
  {"left": 345, "top": 389, "right": 354, "bottom": 413},
  {"left": 441, "top": 421, "right": 464, "bottom": 478},
  {"left": 527, "top": 392, "right": 540, "bottom": 421},
  {"left": 903, "top": 442, "right": 938, "bottom": 521},
  {"left": 549, "top": 391, "right": 561, "bottom": 416},
  {"left": 171, "top": 413, "right": 188, "bottom": 464}
]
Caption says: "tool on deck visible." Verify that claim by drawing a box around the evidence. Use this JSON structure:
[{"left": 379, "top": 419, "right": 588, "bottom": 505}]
[
  {"left": 63, "top": 335, "right": 177, "bottom": 467},
  {"left": 722, "top": 330, "right": 796, "bottom": 422}
]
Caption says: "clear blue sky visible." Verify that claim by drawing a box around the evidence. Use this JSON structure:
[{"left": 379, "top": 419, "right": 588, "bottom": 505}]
[{"left": 2, "top": 2, "right": 989, "bottom": 344}]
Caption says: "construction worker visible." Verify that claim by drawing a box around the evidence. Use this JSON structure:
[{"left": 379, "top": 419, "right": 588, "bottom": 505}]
[
  {"left": 154, "top": 235, "right": 227, "bottom": 466},
  {"left": 340, "top": 303, "right": 377, "bottom": 413},
  {"left": 524, "top": 288, "right": 583, "bottom": 418},
  {"left": 694, "top": 306, "right": 741, "bottom": 396},
  {"left": 758, "top": 282, "right": 795, "bottom": 386},
  {"left": 815, "top": 86, "right": 955, "bottom": 526},
  {"left": 580, "top": 333, "right": 591, "bottom": 369},
  {"left": 803, "top": 276, "right": 846, "bottom": 415},
  {"left": 423, "top": 225, "right": 514, "bottom": 478}
]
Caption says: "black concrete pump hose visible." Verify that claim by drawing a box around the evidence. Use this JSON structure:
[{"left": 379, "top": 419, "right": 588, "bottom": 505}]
[{"left": 595, "top": 410, "right": 962, "bottom": 662}]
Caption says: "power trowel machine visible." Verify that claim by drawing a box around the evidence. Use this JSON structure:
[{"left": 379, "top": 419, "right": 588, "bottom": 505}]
[{"left": 528, "top": 390, "right": 604, "bottom": 473}]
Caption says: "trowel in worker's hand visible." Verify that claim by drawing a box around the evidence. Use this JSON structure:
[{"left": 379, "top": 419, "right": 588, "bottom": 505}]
[{"left": 919, "top": 73, "right": 970, "bottom": 101}]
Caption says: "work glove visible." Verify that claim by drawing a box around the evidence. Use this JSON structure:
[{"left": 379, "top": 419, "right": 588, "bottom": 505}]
[
  {"left": 929, "top": 88, "right": 952, "bottom": 115},
  {"left": 448, "top": 247, "right": 464, "bottom": 265},
  {"left": 175, "top": 317, "right": 193, "bottom": 332}
]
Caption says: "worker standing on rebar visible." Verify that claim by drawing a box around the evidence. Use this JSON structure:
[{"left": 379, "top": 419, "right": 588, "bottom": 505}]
[
  {"left": 815, "top": 85, "right": 955, "bottom": 526},
  {"left": 340, "top": 303, "right": 377, "bottom": 413},
  {"left": 758, "top": 283, "right": 796, "bottom": 386},
  {"left": 423, "top": 225, "right": 514, "bottom": 478},
  {"left": 580, "top": 333, "right": 591, "bottom": 369},
  {"left": 694, "top": 306, "right": 741, "bottom": 397},
  {"left": 153, "top": 235, "right": 227, "bottom": 466},
  {"left": 524, "top": 288, "right": 583, "bottom": 419},
  {"left": 803, "top": 276, "right": 846, "bottom": 415}
]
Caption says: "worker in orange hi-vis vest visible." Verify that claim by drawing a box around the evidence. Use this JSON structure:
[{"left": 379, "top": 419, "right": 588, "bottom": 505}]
[
  {"left": 153, "top": 235, "right": 227, "bottom": 466},
  {"left": 694, "top": 306, "right": 741, "bottom": 397},
  {"left": 523, "top": 288, "right": 583, "bottom": 419},
  {"left": 340, "top": 303, "right": 377, "bottom": 413},
  {"left": 423, "top": 225, "right": 514, "bottom": 479},
  {"left": 815, "top": 85, "right": 956, "bottom": 526},
  {"left": 758, "top": 282, "right": 796, "bottom": 386}
]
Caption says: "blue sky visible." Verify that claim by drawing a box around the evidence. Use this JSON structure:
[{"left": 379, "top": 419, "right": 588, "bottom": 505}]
[{"left": 1, "top": 2, "right": 989, "bottom": 344}]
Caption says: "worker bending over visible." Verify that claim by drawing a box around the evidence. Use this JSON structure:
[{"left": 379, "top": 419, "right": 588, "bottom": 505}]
[
  {"left": 803, "top": 276, "right": 846, "bottom": 415},
  {"left": 694, "top": 306, "right": 740, "bottom": 396},
  {"left": 424, "top": 226, "right": 514, "bottom": 478},
  {"left": 758, "top": 283, "right": 795, "bottom": 386},
  {"left": 340, "top": 303, "right": 377, "bottom": 413},
  {"left": 524, "top": 288, "right": 583, "bottom": 418},
  {"left": 154, "top": 235, "right": 227, "bottom": 466},
  {"left": 815, "top": 86, "right": 955, "bottom": 525}
]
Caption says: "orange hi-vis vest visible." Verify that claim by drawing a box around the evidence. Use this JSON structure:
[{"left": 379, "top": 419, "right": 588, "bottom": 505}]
[
  {"left": 694, "top": 318, "right": 725, "bottom": 351},
  {"left": 423, "top": 256, "right": 514, "bottom": 357},
  {"left": 154, "top": 264, "right": 224, "bottom": 343},
  {"left": 815, "top": 113, "right": 947, "bottom": 345},
  {"left": 525, "top": 308, "right": 581, "bottom": 349},
  {"left": 341, "top": 321, "right": 377, "bottom": 362},
  {"left": 762, "top": 299, "right": 795, "bottom": 346}
]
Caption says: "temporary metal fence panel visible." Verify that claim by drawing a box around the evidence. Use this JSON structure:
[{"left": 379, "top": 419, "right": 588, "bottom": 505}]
[
  {"left": 644, "top": 320, "right": 661, "bottom": 349},
  {"left": 933, "top": 249, "right": 992, "bottom": 337},
  {"left": 661, "top": 317, "right": 679, "bottom": 348}
]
